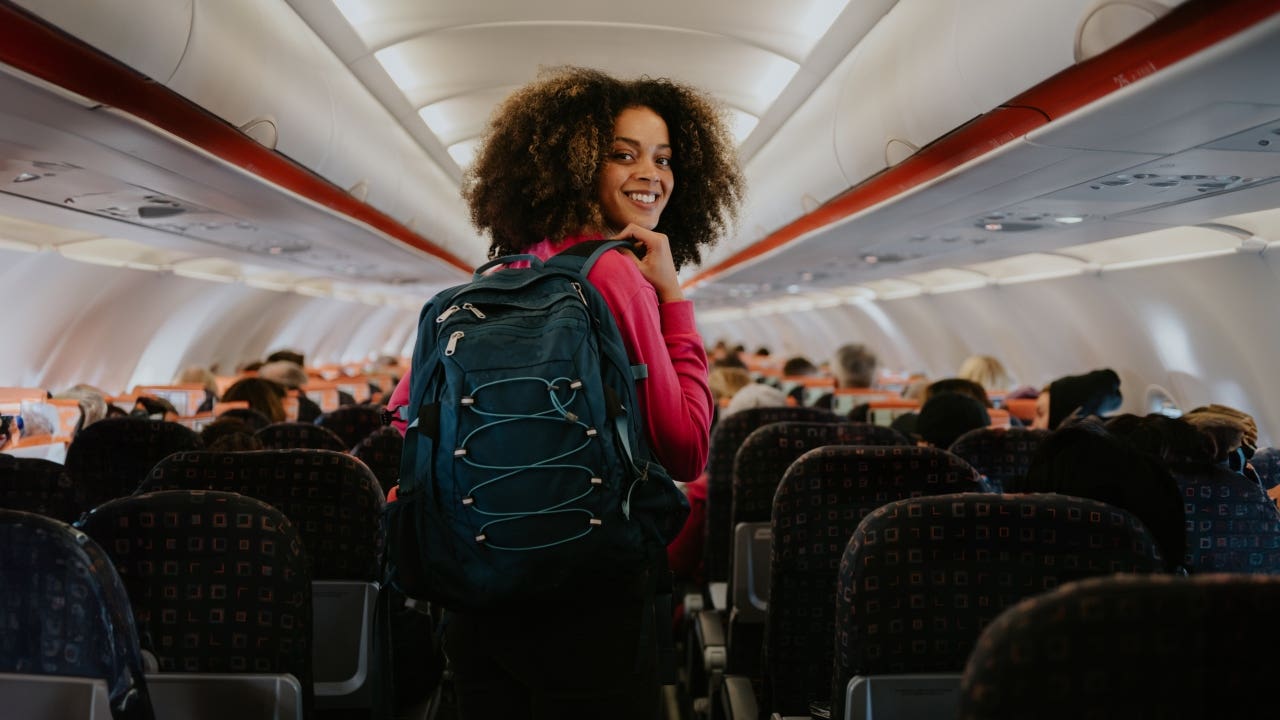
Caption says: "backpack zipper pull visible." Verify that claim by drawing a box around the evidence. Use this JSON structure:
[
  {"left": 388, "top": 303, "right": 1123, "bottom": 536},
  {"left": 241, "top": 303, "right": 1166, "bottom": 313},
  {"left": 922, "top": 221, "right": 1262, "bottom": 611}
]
[
  {"left": 571, "top": 282, "right": 588, "bottom": 305},
  {"left": 436, "top": 305, "right": 461, "bottom": 323},
  {"left": 444, "top": 331, "right": 465, "bottom": 356},
  {"left": 462, "top": 303, "right": 486, "bottom": 319}
]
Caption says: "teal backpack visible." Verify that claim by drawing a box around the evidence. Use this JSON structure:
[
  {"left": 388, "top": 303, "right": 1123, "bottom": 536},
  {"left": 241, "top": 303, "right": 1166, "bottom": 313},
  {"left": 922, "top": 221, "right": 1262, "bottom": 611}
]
[{"left": 385, "top": 240, "right": 690, "bottom": 612}]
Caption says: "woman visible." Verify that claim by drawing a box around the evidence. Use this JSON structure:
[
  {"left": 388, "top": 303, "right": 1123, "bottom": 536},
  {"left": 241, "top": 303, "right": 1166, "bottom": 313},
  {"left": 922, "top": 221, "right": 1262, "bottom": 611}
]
[{"left": 393, "top": 66, "right": 742, "bottom": 718}]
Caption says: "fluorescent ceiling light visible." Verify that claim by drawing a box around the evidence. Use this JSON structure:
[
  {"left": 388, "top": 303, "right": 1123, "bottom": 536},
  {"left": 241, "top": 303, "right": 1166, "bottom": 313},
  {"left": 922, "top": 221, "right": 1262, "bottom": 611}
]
[{"left": 1101, "top": 247, "right": 1238, "bottom": 272}]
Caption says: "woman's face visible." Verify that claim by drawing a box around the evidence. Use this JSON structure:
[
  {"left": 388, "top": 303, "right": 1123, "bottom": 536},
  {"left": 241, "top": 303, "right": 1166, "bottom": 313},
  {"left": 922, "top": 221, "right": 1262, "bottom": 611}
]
[
  {"left": 597, "top": 106, "right": 674, "bottom": 232},
  {"left": 1032, "top": 391, "right": 1051, "bottom": 430}
]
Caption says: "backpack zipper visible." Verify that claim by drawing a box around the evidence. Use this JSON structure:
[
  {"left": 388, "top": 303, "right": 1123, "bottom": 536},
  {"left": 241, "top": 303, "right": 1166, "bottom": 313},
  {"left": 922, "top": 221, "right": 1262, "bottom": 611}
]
[
  {"left": 436, "top": 305, "right": 461, "bottom": 323},
  {"left": 444, "top": 331, "right": 465, "bottom": 356},
  {"left": 462, "top": 303, "right": 486, "bottom": 318},
  {"left": 570, "top": 282, "right": 588, "bottom": 305}
]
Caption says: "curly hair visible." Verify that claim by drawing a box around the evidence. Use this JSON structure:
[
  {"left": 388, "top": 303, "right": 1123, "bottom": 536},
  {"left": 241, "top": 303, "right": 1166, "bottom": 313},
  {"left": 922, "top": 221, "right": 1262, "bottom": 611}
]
[{"left": 462, "top": 66, "right": 743, "bottom": 270}]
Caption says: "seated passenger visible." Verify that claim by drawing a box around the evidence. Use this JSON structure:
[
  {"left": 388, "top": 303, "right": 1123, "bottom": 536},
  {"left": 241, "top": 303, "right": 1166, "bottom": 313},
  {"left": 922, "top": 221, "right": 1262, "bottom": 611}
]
[
  {"left": 257, "top": 360, "right": 322, "bottom": 422},
  {"left": 175, "top": 365, "right": 219, "bottom": 413},
  {"left": 1023, "top": 420, "right": 1185, "bottom": 572},
  {"left": 54, "top": 385, "right": 109, "bottom": 437},
  {"left": 221, "top": 377, "right": 287, "bottom": 423},
  {"left": 1183, "top": 404, "right": 1260, "bottom": 484},
  {"left": 915, "top": 392, "right": 990, "bottom": 449},
  {"left": 957, "top": 354, "right": 1012, "bottom": 393},
  {"left": 820, "top": 342, "right": 877, "bottom": 418},
  {"left": 132, "top": 396, "right": 179, "bottom": 422},
  {"left": 1031, "top": 368, "right": 1123, "bottom": 430},
  {"left": 199, "top": 417, "right": 264, "bottom": 452}
]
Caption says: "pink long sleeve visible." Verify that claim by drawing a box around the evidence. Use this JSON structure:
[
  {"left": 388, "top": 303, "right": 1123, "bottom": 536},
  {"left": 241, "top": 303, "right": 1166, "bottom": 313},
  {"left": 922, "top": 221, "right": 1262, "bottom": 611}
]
[{"left": 583, "top": 250, "right": 713, "bottom": 484}]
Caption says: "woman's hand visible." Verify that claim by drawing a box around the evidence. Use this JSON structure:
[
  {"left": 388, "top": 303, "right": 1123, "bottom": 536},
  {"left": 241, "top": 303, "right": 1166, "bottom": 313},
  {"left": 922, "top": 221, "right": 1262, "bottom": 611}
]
[{"left": 613, "top": 223, "right": 684, "bottom": 303}]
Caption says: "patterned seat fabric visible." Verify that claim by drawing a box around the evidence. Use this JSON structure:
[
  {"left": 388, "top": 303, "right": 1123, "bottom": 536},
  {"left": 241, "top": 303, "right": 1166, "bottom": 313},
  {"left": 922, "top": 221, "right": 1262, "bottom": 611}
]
[
  {"left": 1252, "top": 447, "right": 1280, "bottom": 490},
  {"left": 833, "top": 493, "right": 1165, "bottom": 719},
  {"left": 732, "top": 421, "right": 908, "bottom": 527},
  {"left": 139, "top": 449, "right": 385, "bottom": 581},
  {"left": 256, "top": 422, "right": 347, "bottom": 452},
  {"left": 79, "top": 490, "right": 311, "bottom": 715},
  {"left": 1175, "top": 464, "right": 1280, "bottom": 573},
  {"left": 0, "top": 509, "right": 154, "bottom": 720},
  {"left": 766, "top": 447, "right": 984, "bottom": 717},
  {"left": 315, "top": 406, "right": 385, "bottom": 450},
  {"left": 705, "top": 406, "right": 836, "bottom": 583},
  {"left": 352, "top": 426, "right": 404, "bottom": 494},
  {"left": 64, "top": 418, "right": 202, "bottom": 506},
  {"left": 959, "top": 574, "right": 1280, "bottom": 719},
  {"left": 949, "top": 427, "right": 1048, "bottom": 493},
  {"left": 0, "top": 454, "right": 94, "bottom": 523}
]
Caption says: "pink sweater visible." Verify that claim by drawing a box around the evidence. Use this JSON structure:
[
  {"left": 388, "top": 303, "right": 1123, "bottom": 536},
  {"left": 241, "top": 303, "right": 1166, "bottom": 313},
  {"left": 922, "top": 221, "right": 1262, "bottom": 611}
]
[{"left": 387, "top": 237, "right": 712, "bottom": 484}]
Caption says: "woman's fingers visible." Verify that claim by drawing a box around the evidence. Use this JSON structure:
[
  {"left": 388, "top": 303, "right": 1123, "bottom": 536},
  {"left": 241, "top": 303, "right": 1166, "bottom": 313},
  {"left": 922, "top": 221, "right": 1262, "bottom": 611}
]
[{"left": 613, "top": 224, "right": 683, "bottom": 302}]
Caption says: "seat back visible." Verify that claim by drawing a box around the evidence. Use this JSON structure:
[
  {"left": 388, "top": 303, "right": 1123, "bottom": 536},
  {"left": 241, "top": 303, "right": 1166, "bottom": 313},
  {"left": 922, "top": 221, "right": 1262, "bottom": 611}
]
[
  {"left": 78, "top": 490, "right": 312, "bottom": 716},
  {"left": 706, "top": 406, "right": 836, "bottom": 584},
  {"left": 315, "top": 406, "right": 384, "bottom": 450},
  {"left": 255, "top": 422, "right": 347, "bottom": 452},
  {"left": 835, "top": 493, "right": 1165, "bottom": 719},
  {"left": 140, "top": 449, "right": 384, "bottom": 581},
  {"left": 765, "top": 446, "right": 984, "bottom": 717},
  {"left": 725, "top": 422, "right": 909, "bottom": 670},
  {"left": 351, "top": 426, "right": 403, "bottom": 494},
  {"left": 948, "top": 427, "right": 1048, "bottom": 493},
  {"left": 959, "top": 574, "right": 1280, "bottom": 719},
  {"left": 0, "top": 509, "right": 154, "bottom": 720},
  {"left": 1174, "top": 464, "right": 1280, "bottom": 573},
  {"left": 0, "top": 454, "right": 93, "bottom": 523},
  {"left": 64, "top": 418, "right": 201, "bottom": 505}
]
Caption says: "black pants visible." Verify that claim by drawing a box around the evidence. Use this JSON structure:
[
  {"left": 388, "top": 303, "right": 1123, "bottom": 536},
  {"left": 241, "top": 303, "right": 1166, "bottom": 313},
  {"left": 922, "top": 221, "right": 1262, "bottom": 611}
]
[{"left": 442, "top": 597, "right": 659, "bottom": 720}]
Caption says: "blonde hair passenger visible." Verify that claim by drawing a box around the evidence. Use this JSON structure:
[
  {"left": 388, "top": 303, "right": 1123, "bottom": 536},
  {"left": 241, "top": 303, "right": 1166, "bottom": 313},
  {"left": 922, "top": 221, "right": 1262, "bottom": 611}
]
[{"left": 957, "top": 355, "right": 1012, "bottom": 392}]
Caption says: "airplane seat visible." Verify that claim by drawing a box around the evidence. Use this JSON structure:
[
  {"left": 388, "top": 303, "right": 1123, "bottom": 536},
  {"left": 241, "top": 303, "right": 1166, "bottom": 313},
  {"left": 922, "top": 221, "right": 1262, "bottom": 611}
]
[
  {"left": 1252, "top": 447, "right": 1280, "bottom": 489},
  {"left": 1173, "top": 464, "right": 1280, "bottom": 574},
  {"left": 830, "top": 493, "right": 1165, "bottom": 720},
  {"left": 315, "top": 405, "right": 385, "bottom": 451},
  {"left": 948, "top": 427, "right": 1049, "bottom": 493},
  {"left": 752, "top": 447, "right": 984, "bottom": 719},
  {"left": 959, "top": 574, "right": 1280, "bottom": 719},
  {"left": 138, "top": 449, "right": 386, "bottom": 709},
  {"left": 691, "top": 406, "right": 835, "bottom": 709},
  {"left": 78, "top": 490, "right": 310, "bottom": 720},
  {"left": 0, "top": 454, "right": 94, "bottom": 523},
  {"left": 255, "top": 422, "right": 347, "bottom": 452},
  {"left": 723, "top": 422, "right": 910, "bottom": 679},
  {"left": 64, "top": 417, "right": 201, "bottom": 506},
  {"left": 0, "top": 509, "right": 155, "bottom": 720},
  {"left": 352, "top": 426, "right": 404, "bottom": 494}
]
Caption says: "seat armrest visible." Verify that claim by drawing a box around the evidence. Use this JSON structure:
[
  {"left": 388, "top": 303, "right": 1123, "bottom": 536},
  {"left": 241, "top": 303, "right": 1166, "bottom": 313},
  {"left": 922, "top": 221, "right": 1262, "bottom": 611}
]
[
  {"left": 708, "top": 581, "right": 728, "bottom": 611},
  {"left": 694, "top": 609, "right": 726, "bottom": 673},
  {"left": 721, "top": 674, "right": 758, "bottom": 720}
]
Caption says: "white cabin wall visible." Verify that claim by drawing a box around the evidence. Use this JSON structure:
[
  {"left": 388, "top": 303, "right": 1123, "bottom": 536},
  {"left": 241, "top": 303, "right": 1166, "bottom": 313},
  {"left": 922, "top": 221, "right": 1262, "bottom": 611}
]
[
  {"left": 0, "top": 247, "right": 418, "bottom": 394},
  {"left": 699, "top": 249, "right": 1280, "bottom": 445}
]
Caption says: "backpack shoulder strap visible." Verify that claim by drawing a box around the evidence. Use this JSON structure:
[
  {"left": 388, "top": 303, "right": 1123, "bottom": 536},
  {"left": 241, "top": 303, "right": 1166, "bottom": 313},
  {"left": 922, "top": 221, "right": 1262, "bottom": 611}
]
[{"left": 546, "top": 239, "right": 637, "bottom": 277}]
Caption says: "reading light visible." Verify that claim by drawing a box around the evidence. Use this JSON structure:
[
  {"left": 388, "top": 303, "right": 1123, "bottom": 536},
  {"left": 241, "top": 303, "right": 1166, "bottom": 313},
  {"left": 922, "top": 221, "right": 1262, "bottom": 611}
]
[{"left": 1055, "top": 216, "right": 1084, "bottom": 224}]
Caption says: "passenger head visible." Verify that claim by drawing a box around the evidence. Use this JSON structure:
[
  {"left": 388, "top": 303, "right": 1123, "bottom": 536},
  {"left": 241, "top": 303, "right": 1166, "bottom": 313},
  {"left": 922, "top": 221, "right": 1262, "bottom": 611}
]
[
  {"left": 265, "top": 350, "right": 305, "bottom": 367},
  {"left": 1044, "top": 368, "right": 1122, "bottom": 430},
  {"left": 916, "top": 392, "right": 991, "bottom": 449},
  {"left": 216, "top": 407, "right": 273, "bottom": 433},
  {"left": 831, "top": 343, "right": 877, "bottom": 388},
  {"left": 257, "top": 361, "right": 309, "bottom": 391},
  {"left": 922, "top": 378, "right": 990, "bottom": 407},
  {"left": 1105, "top": 413, "right": 1217, "bottom": 467},
  {"left": 54, "top": 385, "right": 109, "bottom": 436},
  {"left": 708, "top": 367, "right": 753, "bottom": 407},
  {"left": 132, "top": 396, "right": 179, "bottom": 422},
  {"left": 175, "top": 365, "right": 219, "bottom": 398},
  {"left": 463, "top": 66, "right": 743, "bottom": 266},
  {"left": 1023, "top": 420, "right": 1185, "bottom": 571},
  {"left": 221, "top": 377, "right": 287, "bottom": 423},
  {"left": 957, "top": 355, "right": 1012, "bottom": 392},
  {"left": 722, "top": 383, "right": 787, "bottom": 419},
  {"left": 1182, "top": 404, "right": 1259, "bottom": 476},
  {"left": 782, "top": 356, "right": 818, "bottom": 377},
  {"left": 199, "top": 417, "right": 263, "bottom": 452}
]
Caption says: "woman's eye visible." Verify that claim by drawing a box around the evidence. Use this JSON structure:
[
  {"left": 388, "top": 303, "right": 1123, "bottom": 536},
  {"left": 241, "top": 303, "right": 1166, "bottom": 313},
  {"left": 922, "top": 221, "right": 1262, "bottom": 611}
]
[
  {"left": 656, "top": 157, "right": 672, "bottom": 167},
  {"left": 611, "top": 151, "right": 633, "bottom": 161}
]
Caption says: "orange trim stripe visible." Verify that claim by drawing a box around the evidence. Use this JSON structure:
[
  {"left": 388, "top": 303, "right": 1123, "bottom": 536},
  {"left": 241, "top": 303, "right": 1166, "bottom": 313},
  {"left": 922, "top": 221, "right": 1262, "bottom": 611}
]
[
  {"left": 686, "top": 0, "right": 1280, "bottom": 290},
  {"left": 0, "top": 1, "right": 473, "bottom": 275}
]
